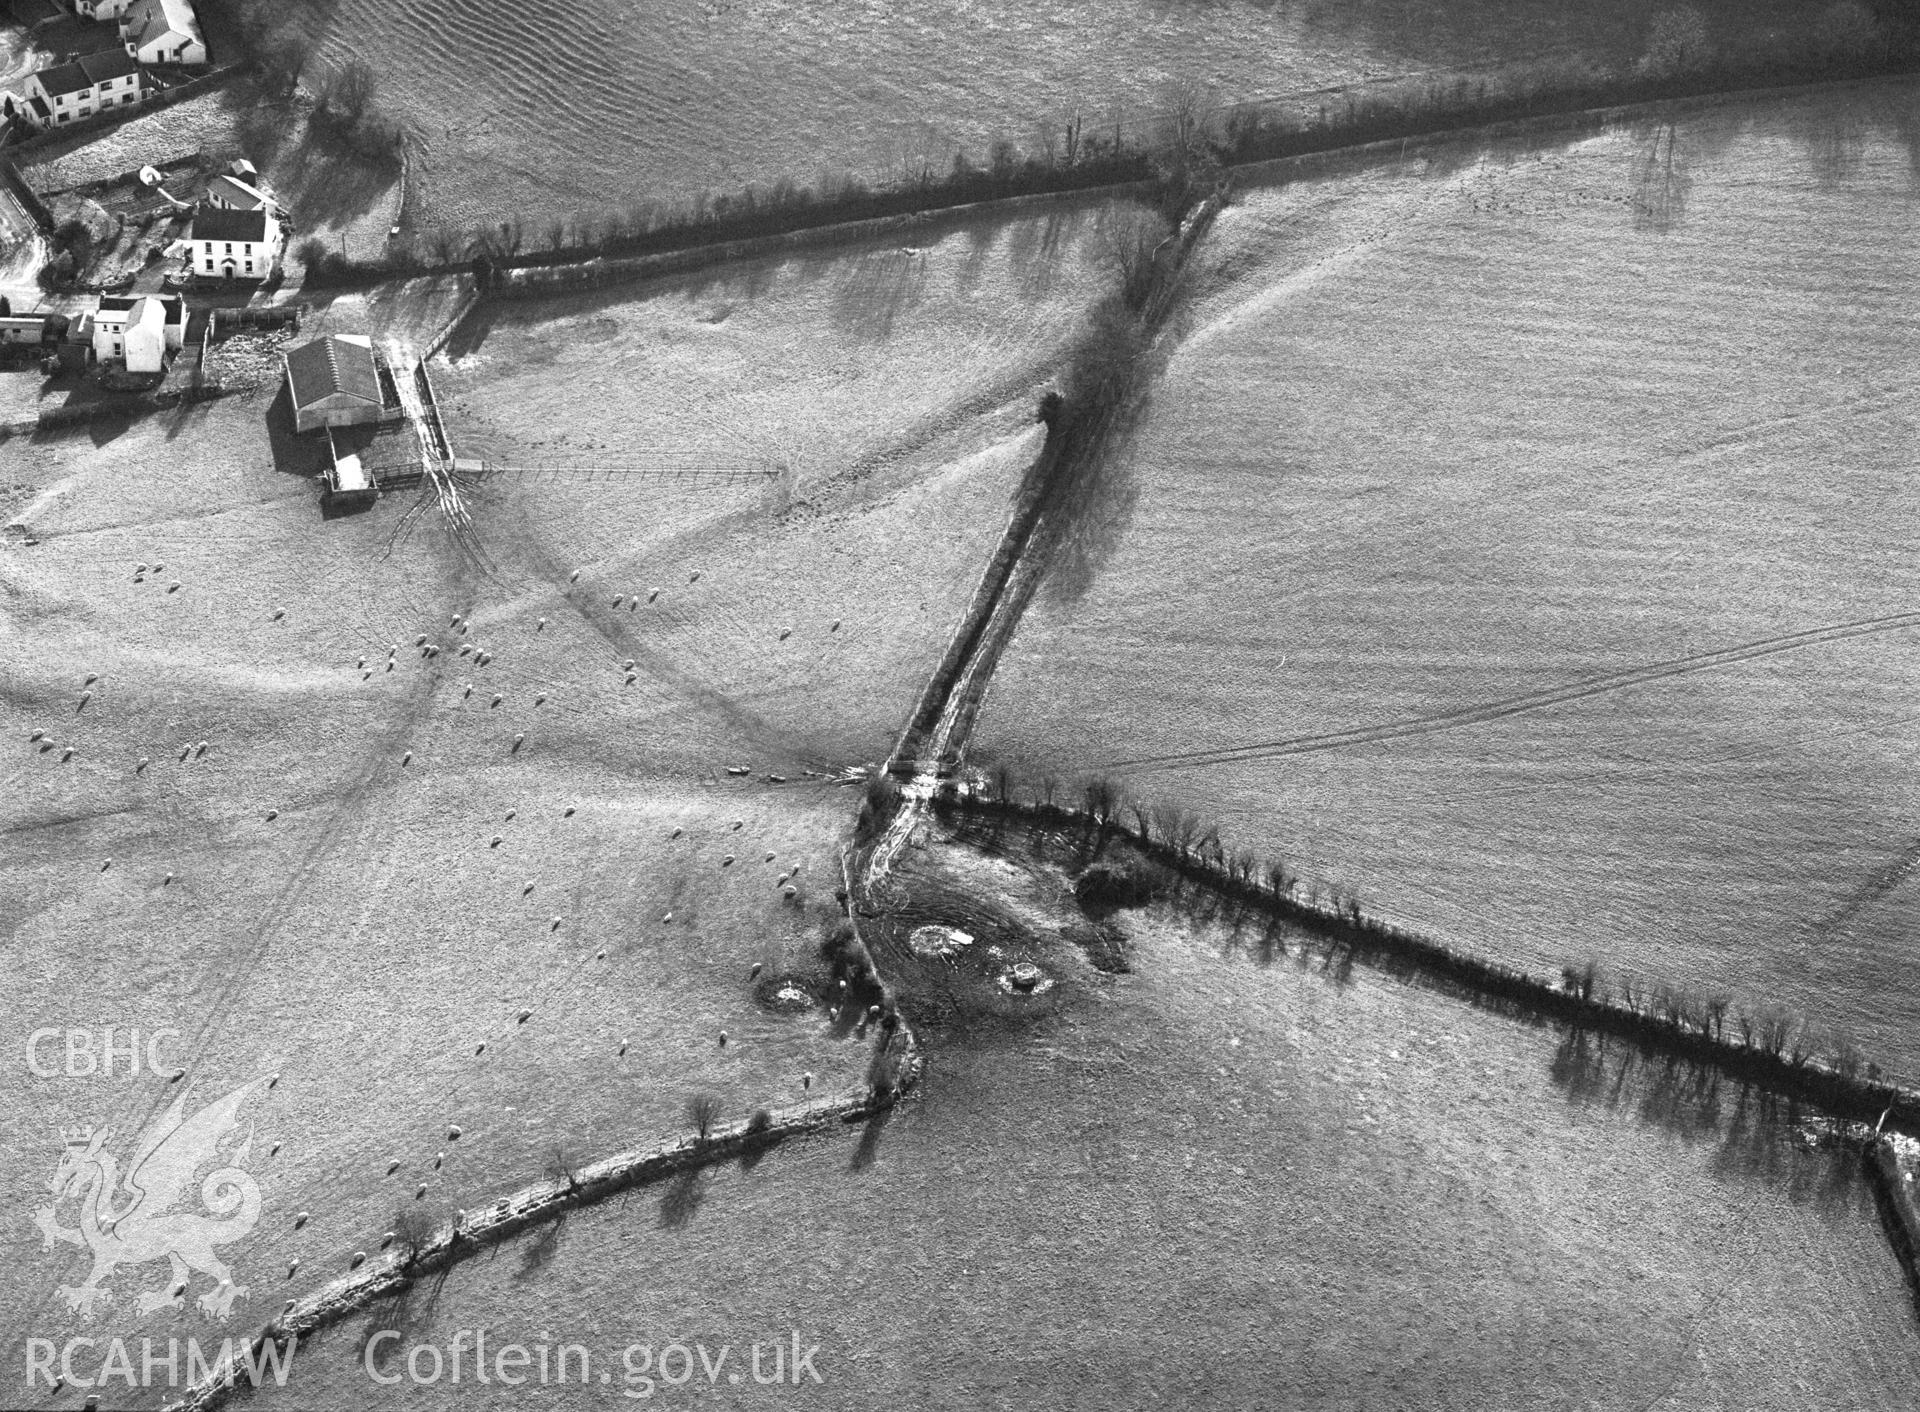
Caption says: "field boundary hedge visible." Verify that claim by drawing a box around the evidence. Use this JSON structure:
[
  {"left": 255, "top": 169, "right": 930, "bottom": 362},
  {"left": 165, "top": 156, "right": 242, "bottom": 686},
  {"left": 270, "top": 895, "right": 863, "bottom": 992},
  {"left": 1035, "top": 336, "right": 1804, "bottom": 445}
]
[
  {"left": 302, "top": 55, "right": 1920, "bottom": 298},
  {"left": 1228, "top": 68, "right": 1920, "bottom": 190},
  {"left": 158, "top": 1025, "right": 921, "bottom": 1412},
  {"left": 934, "top": 791, "right": 1920, "bottom": 1133}
]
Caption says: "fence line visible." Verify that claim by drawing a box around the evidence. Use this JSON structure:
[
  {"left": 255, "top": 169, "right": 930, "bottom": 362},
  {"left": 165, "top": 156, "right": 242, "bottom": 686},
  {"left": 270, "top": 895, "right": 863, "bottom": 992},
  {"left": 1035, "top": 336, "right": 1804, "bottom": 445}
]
[
  {"left": 477, "top": 462, "right": 778, "bottom": 484},
  {"left": 0, "top": 152, "right": 54, "bottom": 232}
]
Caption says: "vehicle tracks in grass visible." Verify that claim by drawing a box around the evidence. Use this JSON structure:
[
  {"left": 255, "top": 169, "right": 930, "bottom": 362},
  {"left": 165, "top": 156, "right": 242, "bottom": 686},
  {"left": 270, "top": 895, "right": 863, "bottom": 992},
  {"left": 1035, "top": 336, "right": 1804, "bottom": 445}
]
[{"left": 1108, "top": 609, "right": 1920, "bottom": 773}]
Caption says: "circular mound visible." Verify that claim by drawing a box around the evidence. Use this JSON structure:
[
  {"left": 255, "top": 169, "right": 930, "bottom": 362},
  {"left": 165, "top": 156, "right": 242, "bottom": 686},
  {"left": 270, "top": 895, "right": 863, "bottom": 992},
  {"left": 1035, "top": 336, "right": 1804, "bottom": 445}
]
[
  {"left": 754, "top": 974, "right": 820, "bottom": 1013},
  {"left": 997, "top": 961, "right": 1055, "bottom": 996},
  {"left": 908, "top": 924, "right": 974, "bottom": 960}
]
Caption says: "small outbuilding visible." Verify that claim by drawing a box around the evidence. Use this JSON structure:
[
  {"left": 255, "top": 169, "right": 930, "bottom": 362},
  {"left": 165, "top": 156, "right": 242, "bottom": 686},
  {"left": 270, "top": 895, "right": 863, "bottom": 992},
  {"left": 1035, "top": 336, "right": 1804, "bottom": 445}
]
[
  {"left": 284, "top": 333, "right": 399, "bottom": 433},
  {"left": 205, "top": 173, "right": 272, "bottom": 213},
  {"left": 0, "top": 312, "right": 66, "bottom": 346}
]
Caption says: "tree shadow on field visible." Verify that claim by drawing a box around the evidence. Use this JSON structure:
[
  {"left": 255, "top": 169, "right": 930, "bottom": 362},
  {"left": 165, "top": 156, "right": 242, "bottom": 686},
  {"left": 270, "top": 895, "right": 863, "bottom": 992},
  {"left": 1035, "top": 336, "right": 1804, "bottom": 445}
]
[
  {"left": 356, "top": 1264, "right": 452, "bottom": 1376},
  {"left": 849, "top": 1107, "right": 891, "bottom": 1173},
  {"left": 657, "top": 1168, "right": 709, "bottom": 1230},
  {"left": 1004, "top": 204, "right": 1096, "bottom": 299},
  {"left": 1034, "top": 382, "right": 1148, "bottom": 607},
  {"left": 514, "top": 1208, "right": 568, "bottom": 1282},
  {"left": 1868, "top": 83, "right": 1920, "bottom": 189},
  {"left": 1797, "top": 102, "right": 1868, "bottom": 189},
  {"left": 1549, "top": 1028, "right": 1878, "bottom": 1222},
  {"left": 82, "top": 408, "right": 135, "bottom": 447},
  {"left": 678, "top": 254, "right": 781, "bottom": 308},
  {"left": 952, "top": 215, "right": 1006, "bottom": 299},
  {"left": 829, "top": 243, "right": 930, "bottom": 340}
]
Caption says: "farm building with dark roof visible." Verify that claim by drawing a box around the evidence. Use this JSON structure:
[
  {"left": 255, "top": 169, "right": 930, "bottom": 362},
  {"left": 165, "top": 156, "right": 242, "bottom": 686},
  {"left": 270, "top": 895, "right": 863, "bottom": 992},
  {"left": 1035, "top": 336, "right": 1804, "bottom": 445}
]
[{"left": 284, "top": 334, "right": 401, "bottom": 433}]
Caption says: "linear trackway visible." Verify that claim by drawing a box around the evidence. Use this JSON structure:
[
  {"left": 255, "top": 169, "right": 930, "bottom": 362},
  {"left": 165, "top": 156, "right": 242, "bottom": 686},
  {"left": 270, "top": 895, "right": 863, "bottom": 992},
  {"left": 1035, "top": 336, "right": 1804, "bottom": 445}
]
[
  {"left": 857, "top": 194, "right": 1224, "bottom": 897},
  {"left": 1106, "top": 609, "right": 1920, "bottom": 773}
]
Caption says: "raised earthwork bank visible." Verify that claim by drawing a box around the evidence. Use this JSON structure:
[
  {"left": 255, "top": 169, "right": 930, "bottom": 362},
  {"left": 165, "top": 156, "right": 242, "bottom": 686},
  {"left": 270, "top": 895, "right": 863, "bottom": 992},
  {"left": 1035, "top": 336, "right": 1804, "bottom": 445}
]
[
  {"left": 158, "top": 1029, "right": 921, "bottom": 1412},
  {"left": 932, "top": 791, "right": 1920, "bottom": 1136}
]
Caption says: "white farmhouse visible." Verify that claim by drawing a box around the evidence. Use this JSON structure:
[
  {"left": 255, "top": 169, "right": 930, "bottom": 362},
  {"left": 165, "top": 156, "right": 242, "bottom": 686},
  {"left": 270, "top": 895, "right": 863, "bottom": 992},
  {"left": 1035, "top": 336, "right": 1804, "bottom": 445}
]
[
  {"left": 189, "top": 206, "right": 283, "bottom": 281},
  {"left": 4, "top": 49, "right": 144, "bottom": 128},
  {"left": 89, "top": 294, "right": 185, "bottom": 372},
  {"left": 120, "top": 0, "right": 206, "bottom": 67}
]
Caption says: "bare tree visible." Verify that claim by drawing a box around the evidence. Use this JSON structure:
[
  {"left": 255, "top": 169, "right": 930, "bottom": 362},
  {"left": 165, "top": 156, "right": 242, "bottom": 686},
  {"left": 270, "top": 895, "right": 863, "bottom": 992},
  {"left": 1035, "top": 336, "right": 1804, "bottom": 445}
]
[
  {"left": 685, "top": 1092, "right": 722, "bottom": 1141},
  {"left": 1756, "top": 1006, "right": 1795, "bottom": 1058},
  {"left": 1704, "top": 993, "right": 1729, "bottom": 1041},
  {"left": 1828, "top": 1028, "right": 1865, "bottom": 1081},
  {"left": 1158, "top": 77, "right": 1219, "bottom": 165},
  {"left": 389, "top": 1205, "right": 436, "bottom": 1268},
  {"left": 543, "top": 1143, "right": 583, "bottom": 1193},
  {"left": 253, "top": 25, "right": 304, "bottom": 97},
  {"left": 1032, "top": 119, "right": 1058, "bottom": 170},
  {"left": 497, "top": 216, "right": 525, "bottom": 259},
  {"left": 1092, "top": 204, "right": 1171, "bottom": 311},
  {"left": 320, "top": 58, "right": 377, "bottom": 129},
  {"left": 1083, "top": 777, "right": 1119, "bottom": 828}
]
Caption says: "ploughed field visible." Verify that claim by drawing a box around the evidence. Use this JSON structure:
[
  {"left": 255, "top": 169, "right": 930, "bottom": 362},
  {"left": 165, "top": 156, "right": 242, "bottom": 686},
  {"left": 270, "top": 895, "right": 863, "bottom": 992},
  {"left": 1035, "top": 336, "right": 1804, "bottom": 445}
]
[
  {"left": 309, "top": 0, "right": 1834, "bottom": 229},
  {"left": 278, "top": 845, "right": 1920, "bottom": 1411},
  {"left": 0, "top": 216, "right": 1098, "bottom": 1402},
  {"left": 974, "top": 80, "right": 1920, "bottom": 1080}
]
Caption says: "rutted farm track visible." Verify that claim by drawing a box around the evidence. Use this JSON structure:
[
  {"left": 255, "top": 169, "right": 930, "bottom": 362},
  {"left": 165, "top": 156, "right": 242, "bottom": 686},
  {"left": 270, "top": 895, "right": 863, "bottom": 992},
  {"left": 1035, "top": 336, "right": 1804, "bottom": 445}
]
[{"left": 855, "top": 191, "right": 1225, "bottom": 909}]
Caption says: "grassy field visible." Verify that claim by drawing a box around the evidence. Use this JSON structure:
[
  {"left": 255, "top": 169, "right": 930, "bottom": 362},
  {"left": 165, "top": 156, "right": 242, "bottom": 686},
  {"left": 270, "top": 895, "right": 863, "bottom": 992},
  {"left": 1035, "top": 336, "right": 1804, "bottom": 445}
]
[
  {"left": 973, "top": 79, "right": 1920, "bottom": 1081},
  {"left": 276, "top": 836, "right": 1920, "bottom": 1410},
  {"left": 0, "top": 216, "right": 1094, "bottom": 1400},
  {"left": 301, "top": 0, "right": 1839, "bottom": 231}
]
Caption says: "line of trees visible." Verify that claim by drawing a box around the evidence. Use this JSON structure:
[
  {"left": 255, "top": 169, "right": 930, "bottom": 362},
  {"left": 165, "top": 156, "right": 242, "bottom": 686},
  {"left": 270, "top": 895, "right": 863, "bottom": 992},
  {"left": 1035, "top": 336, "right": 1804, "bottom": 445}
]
[
  {"left": 203, "top": 0, "right": 403, "bottom": 160},
  {"left": 295, "top": 3, "right": 1920, "bottom": 291},
  {"left": 935, "top": 770, "right": 1915, "bottom": 1126}
]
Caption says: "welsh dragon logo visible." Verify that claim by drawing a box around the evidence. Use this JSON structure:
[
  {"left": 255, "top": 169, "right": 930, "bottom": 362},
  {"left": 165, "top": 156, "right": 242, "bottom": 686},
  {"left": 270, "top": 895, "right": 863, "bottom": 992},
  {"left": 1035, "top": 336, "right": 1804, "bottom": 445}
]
[{"left": 33, "top": 1078, "right": 268, "bottom": 1321}]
